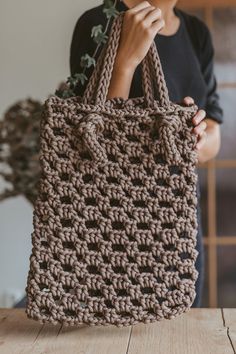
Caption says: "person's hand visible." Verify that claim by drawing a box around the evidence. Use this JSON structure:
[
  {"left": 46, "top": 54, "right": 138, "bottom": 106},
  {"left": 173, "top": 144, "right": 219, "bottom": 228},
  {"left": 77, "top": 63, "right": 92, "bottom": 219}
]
[
  {"left": 115, "top": 1, "right": 165, "bottom": 70},
  {"left": 182, "top": 96, "right": 207, "bottom": 151}
]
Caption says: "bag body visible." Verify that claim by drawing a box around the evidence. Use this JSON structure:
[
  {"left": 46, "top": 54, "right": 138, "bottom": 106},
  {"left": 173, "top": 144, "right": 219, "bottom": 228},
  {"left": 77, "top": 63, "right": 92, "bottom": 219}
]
[{"left": 25, "top": 12, "right": 199, "bottom": 327}]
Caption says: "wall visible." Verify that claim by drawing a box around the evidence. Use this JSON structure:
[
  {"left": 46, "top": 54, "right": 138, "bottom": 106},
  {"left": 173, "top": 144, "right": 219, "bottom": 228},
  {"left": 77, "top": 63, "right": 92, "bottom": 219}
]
[
  {"left": 0, "top": 0, "right": 99, "bottom": 117},
  {"left": 0, "top": 0, "right": 99, "bottom": 307}
]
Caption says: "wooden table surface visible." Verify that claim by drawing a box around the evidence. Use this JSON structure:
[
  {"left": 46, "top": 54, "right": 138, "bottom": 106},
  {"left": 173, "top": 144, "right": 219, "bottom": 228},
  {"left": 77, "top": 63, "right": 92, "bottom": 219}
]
[{"left": 0, "top": 308, "right": 235, "bottom": 354}]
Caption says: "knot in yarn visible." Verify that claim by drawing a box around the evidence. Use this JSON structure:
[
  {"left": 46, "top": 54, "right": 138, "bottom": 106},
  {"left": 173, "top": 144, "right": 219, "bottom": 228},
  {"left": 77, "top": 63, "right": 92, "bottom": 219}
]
[
  {"left": 74, "top": 112, "right": 108, "bottom": 164},
  {"left": 158, "top": 112, "right": 182, "bottom": 164}
]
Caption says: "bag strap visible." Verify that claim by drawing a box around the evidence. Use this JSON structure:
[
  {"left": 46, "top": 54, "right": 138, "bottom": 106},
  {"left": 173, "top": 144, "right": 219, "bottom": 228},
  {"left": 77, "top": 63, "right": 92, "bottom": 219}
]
[{"left": 82, "top": 12, "right": 170, "bottom": 108}]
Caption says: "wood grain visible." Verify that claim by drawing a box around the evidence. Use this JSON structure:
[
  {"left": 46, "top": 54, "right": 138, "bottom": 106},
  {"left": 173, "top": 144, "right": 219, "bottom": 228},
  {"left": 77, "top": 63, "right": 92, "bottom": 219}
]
[
  {"left": 0, "top": 309, "right": 235, "bottom": 354},
  {"left": 0, "top": 308, "right": 43, "bottom": 354},
  {"left": 222, "top": 309, "right": 236, "bottom": 353},
  {"left": 27, "top": 322, "right": 131, "bottom": 354},
  {"left": 128, "top": 309, "right": 232, "bottom": 354}
]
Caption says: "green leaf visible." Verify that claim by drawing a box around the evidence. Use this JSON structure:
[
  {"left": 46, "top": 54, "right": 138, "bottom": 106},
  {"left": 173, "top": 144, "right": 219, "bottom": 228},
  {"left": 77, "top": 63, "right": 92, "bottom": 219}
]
[
  {"left": 62, "top": 90, "right": 75, "bottom": 98},
  {"left": 73, "top": 73, "right": 88, "bottom": 86},
  {"left": 80, "top": 54, "right": 96, "bottom": 69},
  {"left": 67, "top": 76, "right": 77, "bottom": 87},
  {"left": 91, "top": 25, "right": 108, "bottom": 44},
  {"left": 66, "top": 73, "right": 88, "bottom": 88},
  {"left": 103, "top": 5, "right": 119, "bottom": 19},
  {"left": 91, "top": 25, "right": 103, "bottom": 38},
  {"left": 55, "top": 88, "right": 75, "bottom": 99}
]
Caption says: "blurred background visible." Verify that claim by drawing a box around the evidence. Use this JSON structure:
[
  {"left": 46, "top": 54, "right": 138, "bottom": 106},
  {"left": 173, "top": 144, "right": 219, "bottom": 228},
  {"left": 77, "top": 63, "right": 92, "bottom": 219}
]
[{"left": 0, "top": 0, "right": 235, "bottom": 308}]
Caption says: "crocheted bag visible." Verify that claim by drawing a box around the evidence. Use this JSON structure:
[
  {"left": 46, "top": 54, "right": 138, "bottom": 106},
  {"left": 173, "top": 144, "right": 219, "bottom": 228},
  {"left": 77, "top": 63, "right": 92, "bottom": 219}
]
[{"left": 25, "top": 11, "right": 199, "bottom": 327}]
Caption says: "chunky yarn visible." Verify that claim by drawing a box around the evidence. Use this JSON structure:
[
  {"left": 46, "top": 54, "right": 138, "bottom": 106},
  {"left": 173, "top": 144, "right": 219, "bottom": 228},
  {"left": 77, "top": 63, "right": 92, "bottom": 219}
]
[{"left": 25, "top": 12, "right": 199, "bottom": 327}]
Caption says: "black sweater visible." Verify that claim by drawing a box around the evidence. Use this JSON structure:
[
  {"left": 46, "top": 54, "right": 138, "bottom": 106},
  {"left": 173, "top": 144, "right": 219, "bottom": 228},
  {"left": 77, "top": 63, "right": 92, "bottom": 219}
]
[{"left": 70, "top": 1, "right": 223, "bottom": 124}]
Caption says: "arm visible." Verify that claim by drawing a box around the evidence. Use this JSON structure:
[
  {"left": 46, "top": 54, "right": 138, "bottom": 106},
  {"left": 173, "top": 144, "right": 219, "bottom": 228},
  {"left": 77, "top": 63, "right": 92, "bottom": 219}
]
[
  {"left": 107, "top": 2, "right": 165, "bottom": 99},
  {"left": 70, "top": 2, "right": 164, "bottom": 99},
  {"left": 107, "top": 57, "right": 136, "bottom": 100},
  {"left": 194, "top": 116, "right": 221, "bottom": 164},
  {"left": 197, "top": 27, "right": 223, "bottom": 163},
  {"left": 183, "top": 96, "right": 221, "bottom": 164},
  {"left": 200, "top": 22, "right": 223, "bottom": 125},
  {"left": 70, "top": 12, "right": 136, "bottom": 99},
  {"left": 183, "top": 20, "right": 223, "bottom": 164}
]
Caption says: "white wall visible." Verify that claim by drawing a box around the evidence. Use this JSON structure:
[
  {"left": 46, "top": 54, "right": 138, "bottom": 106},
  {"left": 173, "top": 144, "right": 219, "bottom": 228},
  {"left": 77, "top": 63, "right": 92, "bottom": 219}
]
[
  {"left": 0, "top": 0, "right": 99, "bottom": 117},
  {"left": 0, "top": 0, "right": 99, "bottom": 307}
]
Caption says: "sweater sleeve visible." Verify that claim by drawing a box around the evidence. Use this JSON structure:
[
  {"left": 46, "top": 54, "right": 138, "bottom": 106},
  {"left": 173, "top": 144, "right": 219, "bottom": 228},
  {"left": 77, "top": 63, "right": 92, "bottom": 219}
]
[
  {"left": 69, "top": 11, "right": 95, "bottom": 96},
  {"left": 198, "top": 21, "right": 224, "bottom": 124}
]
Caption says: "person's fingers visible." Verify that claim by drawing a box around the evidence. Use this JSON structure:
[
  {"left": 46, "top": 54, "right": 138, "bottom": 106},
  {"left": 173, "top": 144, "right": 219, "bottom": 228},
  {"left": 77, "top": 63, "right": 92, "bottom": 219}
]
[
  {"left": 129, "top": 0, "right": 153, "bottom": 12},
  {"left": 183, "top": 96, "right": 195, "bottom": 106},
  {"left": 133, "top": 5, "right": 156, "bottom": 20},
  {"left": 151, "top": 18, "right": 165, "bottom": 32},
  {"left": 196, "top": 131, "right": 207, "bottom": 150},
  {"left": 193, "top": 120, "right": 207, "bottom": 135},
  {"left": 192, "top": 109, "right": 206, "bottom": 126},
  {"left": 144, "top": 8, "right": 162, "bottom": 26},
  {"left": 128, "top": 4, "right": 165, "bottom": 36}
]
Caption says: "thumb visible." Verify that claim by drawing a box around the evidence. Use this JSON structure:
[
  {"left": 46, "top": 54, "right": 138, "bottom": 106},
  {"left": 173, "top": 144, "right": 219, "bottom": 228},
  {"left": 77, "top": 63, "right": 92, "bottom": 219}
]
[{"left": 182, "top": 96, "right": 195, "bottom": 106}]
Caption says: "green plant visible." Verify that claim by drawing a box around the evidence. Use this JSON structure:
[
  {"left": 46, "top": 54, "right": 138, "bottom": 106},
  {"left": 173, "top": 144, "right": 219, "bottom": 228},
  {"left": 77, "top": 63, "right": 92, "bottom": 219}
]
[{"left": 56, "top": 0, "right": 119, "bottom": 99}]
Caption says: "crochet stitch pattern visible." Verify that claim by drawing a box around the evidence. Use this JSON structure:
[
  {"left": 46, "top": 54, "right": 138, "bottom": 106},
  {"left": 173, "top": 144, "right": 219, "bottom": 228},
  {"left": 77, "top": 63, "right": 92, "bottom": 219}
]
[{"left": 25, "top": 12, "right": 199, "bottom": 327}]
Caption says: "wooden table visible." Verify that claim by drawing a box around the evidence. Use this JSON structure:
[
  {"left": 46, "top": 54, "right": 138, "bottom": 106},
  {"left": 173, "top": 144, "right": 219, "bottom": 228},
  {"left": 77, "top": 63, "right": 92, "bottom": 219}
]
[{"left": 0, "top": 308, "right": 235, "bottom": 354}]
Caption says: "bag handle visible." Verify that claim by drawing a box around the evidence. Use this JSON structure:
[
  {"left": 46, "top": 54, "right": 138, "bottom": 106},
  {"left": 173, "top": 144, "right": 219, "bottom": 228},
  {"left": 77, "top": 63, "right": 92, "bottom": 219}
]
[{"left": 81, "top": 12, "right": 170, "bottom": 108}]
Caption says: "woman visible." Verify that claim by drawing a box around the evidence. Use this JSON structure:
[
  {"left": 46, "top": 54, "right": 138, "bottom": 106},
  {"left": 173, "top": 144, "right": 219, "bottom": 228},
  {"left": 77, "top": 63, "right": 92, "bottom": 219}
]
[{"left": 70, "top": 0, "right": 223, "bottom": 307}]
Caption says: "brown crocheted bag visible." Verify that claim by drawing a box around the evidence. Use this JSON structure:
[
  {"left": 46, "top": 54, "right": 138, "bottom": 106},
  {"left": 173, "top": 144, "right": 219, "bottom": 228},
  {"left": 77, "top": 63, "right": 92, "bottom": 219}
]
[{"left": 25, "top": 11, "right": 199, "bottom": 327}]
